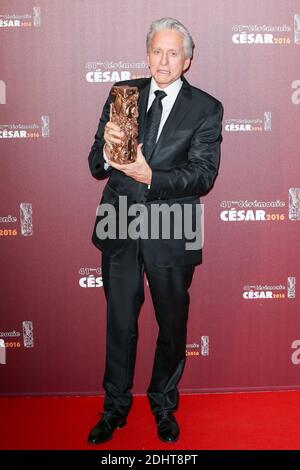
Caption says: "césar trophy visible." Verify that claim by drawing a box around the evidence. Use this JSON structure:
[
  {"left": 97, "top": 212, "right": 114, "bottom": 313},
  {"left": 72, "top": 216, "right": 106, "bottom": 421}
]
[{"left": 109, "top": 85, "right": 139, "bottom": 164}]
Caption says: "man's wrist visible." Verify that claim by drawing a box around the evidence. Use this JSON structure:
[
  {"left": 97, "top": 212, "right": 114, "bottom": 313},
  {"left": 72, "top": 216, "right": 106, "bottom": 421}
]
[
  {"left": 147, "top": 169, "right": 152, "bottom": 189},
  {"left": 103, "top": 144, "right": 112, "bottom": 161},
  {"left": 103, "top": 145, "right": 112, "bottom": 170}
]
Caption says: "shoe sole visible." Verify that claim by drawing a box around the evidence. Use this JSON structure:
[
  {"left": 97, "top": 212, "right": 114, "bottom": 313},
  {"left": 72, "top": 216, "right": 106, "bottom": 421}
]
[{"left": 157, "top": 433, "right": 179, "bottom": 443}]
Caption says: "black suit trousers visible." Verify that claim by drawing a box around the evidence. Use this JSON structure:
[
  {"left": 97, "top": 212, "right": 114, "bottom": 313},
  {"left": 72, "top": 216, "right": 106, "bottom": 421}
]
[{"left": 101, "top": 238, "right": 195, "bottom": 417}]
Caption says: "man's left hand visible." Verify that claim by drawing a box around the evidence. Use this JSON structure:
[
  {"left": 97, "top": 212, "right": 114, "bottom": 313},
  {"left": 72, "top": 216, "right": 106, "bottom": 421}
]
[{"left": 107, "top": 144, "right": 152, "bottom": 185}]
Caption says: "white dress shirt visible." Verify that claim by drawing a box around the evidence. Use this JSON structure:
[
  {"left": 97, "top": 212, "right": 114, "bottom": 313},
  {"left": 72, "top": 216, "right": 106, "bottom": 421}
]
[
  {"left": 103, "top": 77, "right": 183, "bottom": 188},
  {"left": 147, "top": 77, "right": 182, "bottom": 140}
]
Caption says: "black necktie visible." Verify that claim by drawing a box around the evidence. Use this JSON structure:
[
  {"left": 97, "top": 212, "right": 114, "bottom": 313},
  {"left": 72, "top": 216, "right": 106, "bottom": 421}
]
[{"left": 143, "top": 90, "right": 167, "bottom": 160}]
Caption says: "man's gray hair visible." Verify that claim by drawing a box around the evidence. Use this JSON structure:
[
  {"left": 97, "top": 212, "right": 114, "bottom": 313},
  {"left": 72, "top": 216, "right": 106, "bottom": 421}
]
[{"left": 146, "top": 17, "right": 195, "bottom": 59}]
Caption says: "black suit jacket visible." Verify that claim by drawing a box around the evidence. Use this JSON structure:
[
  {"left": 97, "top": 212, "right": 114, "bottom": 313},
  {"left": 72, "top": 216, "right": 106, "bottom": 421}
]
[{"left": 88, "top": 77, "right": 223, "bottom": 267}]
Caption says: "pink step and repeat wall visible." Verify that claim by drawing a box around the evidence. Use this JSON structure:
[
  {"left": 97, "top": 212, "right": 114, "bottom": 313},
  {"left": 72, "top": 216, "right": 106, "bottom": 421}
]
[{"left": 1, "top": 0, "right": 299, "bottom": 395}]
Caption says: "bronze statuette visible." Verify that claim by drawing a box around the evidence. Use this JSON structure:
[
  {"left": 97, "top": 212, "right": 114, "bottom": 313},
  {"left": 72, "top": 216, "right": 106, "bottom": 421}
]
[{"left": 109, "top": 85, "right": 139, "bottom": 164}]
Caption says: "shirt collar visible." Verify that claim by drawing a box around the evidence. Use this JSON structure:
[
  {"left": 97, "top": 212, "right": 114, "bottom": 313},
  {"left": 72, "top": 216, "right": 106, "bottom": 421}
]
[{"left": 149, "top": 77, "right": 183, "bottom": 99}]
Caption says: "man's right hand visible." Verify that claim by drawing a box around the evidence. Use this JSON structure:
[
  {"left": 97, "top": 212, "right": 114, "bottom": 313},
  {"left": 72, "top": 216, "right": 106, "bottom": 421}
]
[{"left": 104, "top": 122, "right": 124, "bottom": 159}]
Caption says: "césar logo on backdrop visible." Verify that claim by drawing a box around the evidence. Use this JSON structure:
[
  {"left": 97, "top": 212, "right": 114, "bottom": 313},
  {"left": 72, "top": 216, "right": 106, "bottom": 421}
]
[
  {"left": 0, "top": 116, "right": 49, "bottom": 139},
  {"left": 225, "top": 112, "right": 272, "bottom": 132},
  {"left": 219, "top": 189, "right": 300, "bottom": 222},
  {"left": 78, "top": 267, "right": 103, "bottom": 288},
  {"left": 231, "top": 15, "right": 300, "bottom": 45},
  {"left": 0, "top": 321, "right": 34, "bottom": 365},
  {"left": 242, "top": 277, "right": 296, "bottom": 300},
  {"left": 0, "top": 203, "right": 33, "bottom": 238},
  {"left": 0, "top": 6, "right": 41, "bottom": 28},
  {"left": 85, "top": 60, "right": 149, "bottom": 83}
]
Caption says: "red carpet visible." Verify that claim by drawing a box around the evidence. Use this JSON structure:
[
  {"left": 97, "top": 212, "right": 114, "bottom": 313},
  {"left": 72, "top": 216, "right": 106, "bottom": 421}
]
[{"left": 1, "top": 391, "right": 300, "bottom": 450}]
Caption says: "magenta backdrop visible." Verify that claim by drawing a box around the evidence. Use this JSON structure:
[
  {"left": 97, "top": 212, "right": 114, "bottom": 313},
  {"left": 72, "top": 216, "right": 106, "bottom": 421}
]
[{"left": 1, "top": 0, "right": 300, "bottom": 395}]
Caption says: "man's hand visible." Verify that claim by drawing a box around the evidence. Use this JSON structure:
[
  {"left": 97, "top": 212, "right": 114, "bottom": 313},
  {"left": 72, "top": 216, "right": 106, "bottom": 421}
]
[
  {"left": 107, "top": 143, "right": 152, "bottom": 186},
  {"left": 104, "top": 122, "right": 124, "bottom": 160}
]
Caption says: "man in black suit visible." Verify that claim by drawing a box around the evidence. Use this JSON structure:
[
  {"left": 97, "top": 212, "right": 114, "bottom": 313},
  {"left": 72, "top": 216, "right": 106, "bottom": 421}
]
[{"left": 88, "top": 17, "right": 223, "bottom": 444}]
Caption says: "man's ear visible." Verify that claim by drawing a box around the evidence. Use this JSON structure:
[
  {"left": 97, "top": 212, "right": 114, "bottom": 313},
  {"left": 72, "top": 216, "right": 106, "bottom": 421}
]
[{"left": 183, "top": 58, "right": 191, "bottom": 72}]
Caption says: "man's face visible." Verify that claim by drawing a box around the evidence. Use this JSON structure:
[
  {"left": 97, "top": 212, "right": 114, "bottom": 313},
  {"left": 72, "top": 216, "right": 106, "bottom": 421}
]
[{"left": 147, "top": 29, "right": 191, "bottom": 89}]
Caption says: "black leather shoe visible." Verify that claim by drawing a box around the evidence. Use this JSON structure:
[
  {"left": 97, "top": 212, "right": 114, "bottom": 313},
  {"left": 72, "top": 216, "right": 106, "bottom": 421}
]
[
  {"left": 155, "top": 410, "right": 179, "bottom": 442},
  {"left": 87, "top": 414, "right": 127, "bottom": 445}
]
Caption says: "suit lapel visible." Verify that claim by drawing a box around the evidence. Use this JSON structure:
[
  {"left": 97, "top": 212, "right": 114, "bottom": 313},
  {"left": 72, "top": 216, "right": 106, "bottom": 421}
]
[
  {"left": 137, "top": 79, "right": 151, "bottom": 144},
  {"left": 148, "top": 77, "right": 192, "bottom": 164}
]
